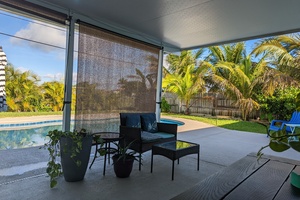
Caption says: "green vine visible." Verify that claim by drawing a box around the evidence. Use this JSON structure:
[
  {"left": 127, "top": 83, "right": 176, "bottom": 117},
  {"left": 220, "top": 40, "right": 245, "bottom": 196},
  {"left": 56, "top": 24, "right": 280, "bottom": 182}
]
[{"left": 257, "top": 129, "right": 300, "bottom": 160}]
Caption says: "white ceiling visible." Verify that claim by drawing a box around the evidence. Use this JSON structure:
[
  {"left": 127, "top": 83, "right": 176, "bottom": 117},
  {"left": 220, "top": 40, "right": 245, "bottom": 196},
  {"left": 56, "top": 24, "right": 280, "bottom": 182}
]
[{"left": 30, "top": 0, "right": 300, "bottom": 52}]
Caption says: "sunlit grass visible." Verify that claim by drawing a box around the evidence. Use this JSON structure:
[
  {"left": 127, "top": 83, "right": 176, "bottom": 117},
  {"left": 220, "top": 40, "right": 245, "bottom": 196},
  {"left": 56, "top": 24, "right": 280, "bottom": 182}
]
[
  {"left": 162, "top": 113, "right": 267, "bottom": 134},
  {"left": 0, "top": 111, "right": 64, "bottom": 118}
]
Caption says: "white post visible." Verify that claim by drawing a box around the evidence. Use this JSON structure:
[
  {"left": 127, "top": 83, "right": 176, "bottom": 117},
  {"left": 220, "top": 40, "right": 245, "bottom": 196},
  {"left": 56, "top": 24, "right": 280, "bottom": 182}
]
[
  {"left": 62, "top": 17, "right": 75, "bottom": 132},
  {"left": 156, "top": 48, "right": 163, "bottom": 121}
]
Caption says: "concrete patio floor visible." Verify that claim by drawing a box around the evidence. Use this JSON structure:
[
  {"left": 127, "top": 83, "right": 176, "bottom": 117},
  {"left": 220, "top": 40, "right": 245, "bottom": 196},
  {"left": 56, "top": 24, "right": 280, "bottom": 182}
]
[{"left": 0, "top": 117, "right": 299, "bottom": 200}]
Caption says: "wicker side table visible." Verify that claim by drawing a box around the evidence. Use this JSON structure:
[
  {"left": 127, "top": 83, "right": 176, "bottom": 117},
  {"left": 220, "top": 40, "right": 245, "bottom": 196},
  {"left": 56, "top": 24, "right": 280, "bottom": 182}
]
[
  {"left": 151, "top": 140, "right": 200, "bottom": 180},
  {"left": 89, "top": 132, "right": 123, "bottom": 175}
]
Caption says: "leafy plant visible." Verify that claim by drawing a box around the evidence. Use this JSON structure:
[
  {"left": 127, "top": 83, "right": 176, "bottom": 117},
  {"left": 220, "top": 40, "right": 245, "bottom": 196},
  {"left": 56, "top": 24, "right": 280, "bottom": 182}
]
[
  {"left": 42, "top": 129, "right": 103, "bottom": 188},
  {"left": 113, "top": 140, "right": 139, "bottom": 163},
  {"left": 257, "top": 87, "right": 300, "bottom": 120},
  {"left": 161, "top": 97, "right": 171, "bottom": 112},
  {"left": 257, "top": 129, "right": 300, "bottom": 160}
]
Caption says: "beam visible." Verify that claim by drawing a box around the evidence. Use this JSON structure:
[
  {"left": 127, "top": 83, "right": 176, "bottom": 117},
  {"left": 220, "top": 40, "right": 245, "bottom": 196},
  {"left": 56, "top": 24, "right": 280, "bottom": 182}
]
[{"left": 62, "top": 17, "right": 75, "bottom": 132}]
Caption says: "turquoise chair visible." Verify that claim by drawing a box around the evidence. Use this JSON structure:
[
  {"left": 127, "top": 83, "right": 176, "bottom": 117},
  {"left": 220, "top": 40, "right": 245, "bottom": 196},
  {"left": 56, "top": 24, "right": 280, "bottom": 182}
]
[{"left": 268, "top": 111, "right": 300, "bottom": 136}]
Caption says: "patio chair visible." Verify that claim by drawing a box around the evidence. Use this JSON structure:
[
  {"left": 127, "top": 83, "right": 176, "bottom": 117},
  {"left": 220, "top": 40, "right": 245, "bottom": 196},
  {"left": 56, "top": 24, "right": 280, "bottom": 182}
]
[
  {"left": 268, "top": 111, "right": 300, "bottom": 136},
  {"left": 119, "top": 113, "right": 177, "bottom": 170}
]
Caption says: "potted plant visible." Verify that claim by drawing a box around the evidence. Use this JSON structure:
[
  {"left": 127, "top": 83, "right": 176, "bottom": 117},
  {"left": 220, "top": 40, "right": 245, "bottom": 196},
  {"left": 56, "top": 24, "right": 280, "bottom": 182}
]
[
  {"left": 112, "top": 140, "right": 139, "bottom": 178},
  {"left": 43, "top": 128, "right": 95, "bottom": 188},
  {"left": 257, "top": 129, "right": 300, "bottom": 158}
]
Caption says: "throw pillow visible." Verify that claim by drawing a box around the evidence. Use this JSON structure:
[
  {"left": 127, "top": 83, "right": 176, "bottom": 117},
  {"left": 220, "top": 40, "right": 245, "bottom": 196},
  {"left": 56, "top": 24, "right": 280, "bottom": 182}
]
[
  {"left": 141, "top": 113, "right": 158, "bottom": 133},
  {"left": 125, "top": 115, "right": 141, "bottom": 128}
]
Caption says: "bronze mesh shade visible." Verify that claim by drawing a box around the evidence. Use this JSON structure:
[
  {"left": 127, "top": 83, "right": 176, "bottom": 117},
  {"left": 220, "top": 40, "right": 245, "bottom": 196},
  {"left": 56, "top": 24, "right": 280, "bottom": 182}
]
[
  {"left": 0, "top": 0, "right": 67, "bottom": 24},
  {"left": 75, "top": 22, "right": 160, "bottom": 132}
]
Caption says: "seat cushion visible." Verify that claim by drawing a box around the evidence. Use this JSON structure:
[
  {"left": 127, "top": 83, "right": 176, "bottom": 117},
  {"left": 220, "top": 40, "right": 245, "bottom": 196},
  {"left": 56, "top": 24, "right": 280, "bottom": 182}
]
[
  {"left": 154, "top": 132, "right": 175, "bottom": 139},
  {"left": 141, "top": 131, "right": 162, "bottom": 143},
  {"left": 141, "top": 113, "right": 158, "bottom": 133}
]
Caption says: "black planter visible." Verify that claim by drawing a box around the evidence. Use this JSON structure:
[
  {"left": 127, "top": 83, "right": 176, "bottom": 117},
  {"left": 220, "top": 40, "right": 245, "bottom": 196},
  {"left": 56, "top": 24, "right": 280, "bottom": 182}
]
[
  {"left": 60, "top": 135, "right": 92, "bottom": 182},
  {"left": 112, "top": 154, "right": 135, "bottom": 178}
]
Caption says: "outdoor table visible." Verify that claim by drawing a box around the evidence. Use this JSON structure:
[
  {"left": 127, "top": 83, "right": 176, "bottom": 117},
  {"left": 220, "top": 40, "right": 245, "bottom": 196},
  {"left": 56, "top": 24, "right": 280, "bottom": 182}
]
[
  {"left": 172, "top": 153, "right": 300, "bottom": 200},
  {"left": 286, "top": 123, "right": 300, "bottom": 141},
  {"left": 151, "top": 140, "right": 200, "bottom": 180},
  {"left": 89, "top": 132, "right": 122, "bottom": 175}
]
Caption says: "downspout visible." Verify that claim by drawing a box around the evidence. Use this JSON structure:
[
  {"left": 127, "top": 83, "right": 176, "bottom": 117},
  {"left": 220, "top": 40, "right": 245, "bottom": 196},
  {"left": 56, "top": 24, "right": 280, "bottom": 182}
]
[
  {"left": 62, "top": 16, "right": 75, "bottom": 132},
  {"left": 156, "top": 48, "right": 164, "bottom": 121}
]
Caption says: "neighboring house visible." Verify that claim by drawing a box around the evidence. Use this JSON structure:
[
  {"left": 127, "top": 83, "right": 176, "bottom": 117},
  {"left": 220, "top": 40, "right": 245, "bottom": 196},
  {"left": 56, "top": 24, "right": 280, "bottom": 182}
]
[{"left": 0, "top": 46, "right": 7, "bottom": 112}]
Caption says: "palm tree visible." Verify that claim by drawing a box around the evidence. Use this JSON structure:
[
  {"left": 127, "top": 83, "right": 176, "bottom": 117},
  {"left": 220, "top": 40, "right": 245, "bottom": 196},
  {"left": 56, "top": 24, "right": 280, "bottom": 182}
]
[
  {"left": 5, "top": 64, "right": 41, "bottom": 111},
  {"left": 203, "top": 43, "right": 247, "bottom": 92},
  {"left": 209, "top": 56, "right": 267, "bottom": 120},
  {"left": 202, "top": 42, "right": 300, "bottom": 120},
  {"left": 252, "top": 33, "right": 300, "bottom": 81},
  {"left": 163, "top": 64, "right": 207, "bottom": 114},
  {"left": 41, "top": 81, "right": 64, "bottom": 112},
  {"left": 204, "top": 42, "right": 296, "bottom": 120},
  {"left": 206, "top": 42, "right": 245, "bottom": 65},
  {"left": 163, "top": 49, "right": 207, "bottom": 114},
  {"left": 166, "top": 49, "right": 204, "bottom": 74}
]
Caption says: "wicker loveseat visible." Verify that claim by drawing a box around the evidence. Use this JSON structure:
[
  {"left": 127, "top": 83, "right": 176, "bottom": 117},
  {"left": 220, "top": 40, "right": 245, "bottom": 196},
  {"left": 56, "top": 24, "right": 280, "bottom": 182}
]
[{"left": 119, "top": 113, "right": 178, "bottom": 170}]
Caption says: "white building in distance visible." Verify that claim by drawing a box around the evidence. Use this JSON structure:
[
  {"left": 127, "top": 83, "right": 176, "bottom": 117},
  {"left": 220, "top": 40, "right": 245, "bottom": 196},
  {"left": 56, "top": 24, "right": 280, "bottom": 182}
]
[{"left": 0, "top": 46, "right": 7, "bottom": 111}]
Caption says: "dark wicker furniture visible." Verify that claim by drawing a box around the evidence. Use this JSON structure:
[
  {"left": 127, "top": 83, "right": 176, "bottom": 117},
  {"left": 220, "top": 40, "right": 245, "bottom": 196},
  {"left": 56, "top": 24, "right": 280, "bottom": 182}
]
[
  {"left": 119, "top": 113, "right": 178, "bottom": 170},
  {"left": 151, "top": 140, "right": 200, "bottom": 180}
]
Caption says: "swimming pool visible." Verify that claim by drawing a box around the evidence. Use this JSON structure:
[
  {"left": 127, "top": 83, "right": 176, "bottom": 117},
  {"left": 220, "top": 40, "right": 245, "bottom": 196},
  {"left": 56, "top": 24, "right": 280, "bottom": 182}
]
[
  {"left": 0, "top": 124, "right": 62, "bottom": 150},
  {"left": 0, "top": 118, "right": 119, "bottom": 150},
  {"left": 0, "top": 118, "right": 184, "bottom": 150},
  {"left": 160, "top": 118, "right": 185, "bottom": 126}
]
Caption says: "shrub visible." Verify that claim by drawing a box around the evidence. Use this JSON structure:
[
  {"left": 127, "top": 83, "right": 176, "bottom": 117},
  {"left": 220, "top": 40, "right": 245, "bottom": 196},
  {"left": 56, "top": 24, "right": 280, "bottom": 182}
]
[
  {"left": 161, "top": 97, "right": 171, "bottom": 112},
  {"left": 257, "top": 87, "right": 300, "bottom": 120}
]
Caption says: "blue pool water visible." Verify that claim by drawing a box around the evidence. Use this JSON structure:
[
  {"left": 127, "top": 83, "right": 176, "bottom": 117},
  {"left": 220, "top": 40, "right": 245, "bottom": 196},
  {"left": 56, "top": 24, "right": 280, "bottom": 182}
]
[
  {"left": 0, "top": 118, "right": 119, "bottom": 150},
  {"left": 0, "top": 118, "right": 184, "bottom": 150},
  {"left": 0, "top": 124, "right": 63, "bottom": 150},
  {"left": 160, "top": 118, "right": 185, "bottom": 126}
]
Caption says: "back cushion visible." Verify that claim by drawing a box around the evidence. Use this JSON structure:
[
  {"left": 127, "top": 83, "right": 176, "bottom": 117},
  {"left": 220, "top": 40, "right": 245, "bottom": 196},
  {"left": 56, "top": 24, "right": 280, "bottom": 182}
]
[
  {"left": 141, "top": 113, "right": 158, "bottom": 133},
  {"left": 120, "top": 113, "right": 141, "bottom": 128}
]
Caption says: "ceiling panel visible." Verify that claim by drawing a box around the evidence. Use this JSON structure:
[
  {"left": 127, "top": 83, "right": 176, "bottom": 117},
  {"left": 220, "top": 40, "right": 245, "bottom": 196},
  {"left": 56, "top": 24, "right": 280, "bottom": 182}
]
[{"left": 29, "top": 0, "right": 300, "bottom": 52}]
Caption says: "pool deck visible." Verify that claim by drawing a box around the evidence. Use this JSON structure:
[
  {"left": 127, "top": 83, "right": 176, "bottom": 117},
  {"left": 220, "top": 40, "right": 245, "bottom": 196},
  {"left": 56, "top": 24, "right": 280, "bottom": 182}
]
[
  {"left": 0, "top": 115, "right": 64, "bottom": 124},
  {"left": 0, "top": 116, "right": 299, "bottom": 200},
  {"left": 0, "top": 115, "right": 204, "bottom": 132}
]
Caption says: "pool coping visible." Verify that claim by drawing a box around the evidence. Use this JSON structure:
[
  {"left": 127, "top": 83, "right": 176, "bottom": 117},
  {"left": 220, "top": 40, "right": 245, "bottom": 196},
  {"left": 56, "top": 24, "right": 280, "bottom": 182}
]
[{"left": 0, "top": 120, "right": 64, "bottom": 128}]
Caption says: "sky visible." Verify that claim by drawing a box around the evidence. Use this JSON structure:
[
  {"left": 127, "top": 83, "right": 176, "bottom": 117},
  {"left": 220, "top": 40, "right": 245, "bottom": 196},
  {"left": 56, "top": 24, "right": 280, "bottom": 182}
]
[
  {"left": 0, "top": 8, "right": 268, "bottom": 85},
  {"left": 0, "top": 9, "right": 72, "bottom": 83}
]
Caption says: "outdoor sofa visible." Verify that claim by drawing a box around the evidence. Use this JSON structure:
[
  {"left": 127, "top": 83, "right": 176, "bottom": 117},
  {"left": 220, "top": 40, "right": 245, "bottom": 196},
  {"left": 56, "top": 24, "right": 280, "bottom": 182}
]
[{"left": 119, "top": 112, "right": 178, "bottom": 170}]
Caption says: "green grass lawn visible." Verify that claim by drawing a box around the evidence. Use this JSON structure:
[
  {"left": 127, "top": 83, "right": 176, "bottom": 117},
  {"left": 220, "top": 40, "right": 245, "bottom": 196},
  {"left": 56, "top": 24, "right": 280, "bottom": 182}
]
[
  {"left": 162, "top": 113, "right": 268, "bottom": 134},
  {"left": 0, "top": 111, "right": 64, "bottom": 118}
]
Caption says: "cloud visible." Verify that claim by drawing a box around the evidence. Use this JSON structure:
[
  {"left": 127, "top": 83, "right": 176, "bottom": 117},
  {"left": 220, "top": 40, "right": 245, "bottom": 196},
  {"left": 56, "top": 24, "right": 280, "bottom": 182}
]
[
  {"left": 41, "top": 72, "right": 77, "bottom": 84},
  {"left": 10, "top": 21, "right": 66, "bottom": 53},
  {"left": 43, "top": 73, "right": 64, "bottom": 81},
  {"left": 16, "top": 66, "right": 30, "bottom": 73},
  {"left": 15, "top": 66, "right": 39, "bottom": 76}
]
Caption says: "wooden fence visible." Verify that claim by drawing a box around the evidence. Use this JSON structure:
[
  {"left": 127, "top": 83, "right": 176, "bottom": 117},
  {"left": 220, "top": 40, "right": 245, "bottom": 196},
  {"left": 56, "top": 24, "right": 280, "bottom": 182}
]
[{"left": 162, "top": 92, "right": 259, "bottom": 119}]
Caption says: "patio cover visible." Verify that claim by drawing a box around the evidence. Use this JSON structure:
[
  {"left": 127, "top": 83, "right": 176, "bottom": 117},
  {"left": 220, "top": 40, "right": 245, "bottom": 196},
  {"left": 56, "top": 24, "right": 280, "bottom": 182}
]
[{"left": 27, "top": 0, "right": 300, "bottom": 52}]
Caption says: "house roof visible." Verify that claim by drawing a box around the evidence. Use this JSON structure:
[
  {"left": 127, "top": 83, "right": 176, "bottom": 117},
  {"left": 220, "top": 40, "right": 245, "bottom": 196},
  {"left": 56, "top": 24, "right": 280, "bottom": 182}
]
[{"left": 30, "top": 0, "right": 300, "bottom": 52}]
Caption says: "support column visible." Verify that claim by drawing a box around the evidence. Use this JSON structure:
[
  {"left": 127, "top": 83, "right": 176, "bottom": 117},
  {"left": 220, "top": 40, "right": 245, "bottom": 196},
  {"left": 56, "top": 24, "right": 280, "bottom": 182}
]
[
  {"left": 62, "top": 17, "right": 75, "bottom": 132},
  {"left": 156, "top": 48, "right": 164, "bottom": 121}
]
